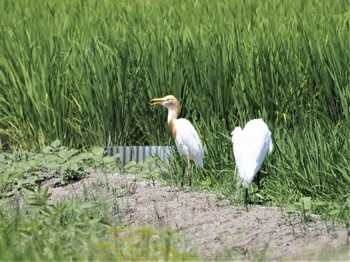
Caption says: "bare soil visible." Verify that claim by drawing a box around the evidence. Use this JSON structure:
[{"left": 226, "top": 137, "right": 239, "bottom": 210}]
[{"left": 44, "top": 171, "right": 349, "bottom": 261}]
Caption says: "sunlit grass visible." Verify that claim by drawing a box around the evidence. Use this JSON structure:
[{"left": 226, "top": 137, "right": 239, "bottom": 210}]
[
  {"left": 0, "top": 0, "right": 348, "bottom": 148},
  {"left": 0, "top": 0, "right": 349, "bottom": 239}
]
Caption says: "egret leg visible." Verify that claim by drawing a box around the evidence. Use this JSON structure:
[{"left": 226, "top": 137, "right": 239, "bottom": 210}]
[
  {"left": 181, "top": 158, "right": 185, "bottom": 187},
  {"left": 187, "top": 158, "right": 191, "bottom": 187},
  {"left": 245, "top": 188, "right": 249, "bottom": 212},
  {"left": 256, "top": 171, "right": 263, "bottom": 205}
]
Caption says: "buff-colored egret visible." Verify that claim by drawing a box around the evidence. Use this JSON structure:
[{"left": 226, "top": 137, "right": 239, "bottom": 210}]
[
  {"left": 151, "top": 95, "right": 204, "bottom": 187},
  {"left": 231, "top": 118, "right": 273, "bottom": 207}
]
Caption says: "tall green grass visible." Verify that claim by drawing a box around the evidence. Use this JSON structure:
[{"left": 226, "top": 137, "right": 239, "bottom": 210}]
[
  {"left": 0, "top": 0, "right": 348, "bottom": 148},
  {"left": 0, "top": 0, "right": 349, "bottom": 224}
]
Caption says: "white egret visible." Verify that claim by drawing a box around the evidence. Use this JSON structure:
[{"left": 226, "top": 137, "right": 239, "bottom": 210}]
[
  {"left": 151, "top": 95, "right": 204, "bottom": 187},
  {"left": 231, "top": 118, "right": 273, "bottom": 207}
]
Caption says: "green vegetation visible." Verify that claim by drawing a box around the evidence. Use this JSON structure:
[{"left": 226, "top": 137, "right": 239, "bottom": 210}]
[
  {"left": 0, "top": 189, "right": 194, "bottom": 261},
  {"left": 0, "top": 0, "right": 349, "bottom": 258},
  {"left": 0, "top": 140, "right": 119, "bottom": 197},
  {"left": 0, "top": 140, "right": 194, "bottom": 260},
  {"left": 1, "top": 0, "right": 348, "bottom": 148}
]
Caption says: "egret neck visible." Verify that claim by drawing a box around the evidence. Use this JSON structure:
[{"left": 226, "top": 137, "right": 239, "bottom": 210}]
[{"left": 167, "top": 103, "right": 179, "bottom": 139}]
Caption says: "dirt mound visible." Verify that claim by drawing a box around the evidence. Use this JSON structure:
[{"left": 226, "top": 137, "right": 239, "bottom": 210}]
[{"left": 46, "top": 171, "right": 349, "bottom": 261}]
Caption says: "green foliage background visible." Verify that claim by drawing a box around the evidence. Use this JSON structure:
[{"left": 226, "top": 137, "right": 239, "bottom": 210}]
[
  {"left": 1, "top": 0, "right": 349, "bottom": 147},
  {"left": 0, "top": 0, "right": 349, "bottom": 233}
]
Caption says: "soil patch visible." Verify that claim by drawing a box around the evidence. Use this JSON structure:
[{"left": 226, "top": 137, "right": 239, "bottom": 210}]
[{"left": 45, "top": 171, "right": 349, "bottom": 261}]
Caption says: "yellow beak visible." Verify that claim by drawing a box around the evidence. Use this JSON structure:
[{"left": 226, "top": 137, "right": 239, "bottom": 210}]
[{"left": 150, "top": 97, "right": 165, "bottom": 105}]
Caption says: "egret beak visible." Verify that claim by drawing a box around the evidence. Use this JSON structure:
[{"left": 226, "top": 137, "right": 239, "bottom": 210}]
[{"left": 150, "top": 97, "right": 165, "bottom": 105}]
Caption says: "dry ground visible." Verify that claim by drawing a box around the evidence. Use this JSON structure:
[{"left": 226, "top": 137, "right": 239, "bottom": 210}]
[{"left": 44, "top": 171, "right": 349, "bottom": 261}]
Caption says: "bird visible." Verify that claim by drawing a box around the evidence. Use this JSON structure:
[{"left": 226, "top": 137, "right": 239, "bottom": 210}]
[
  {"left": 150, "top": 95, "right": 204, "bottom": 187},
  {"left": 231, "top": 118, "right": 273, "bottom": 208}
]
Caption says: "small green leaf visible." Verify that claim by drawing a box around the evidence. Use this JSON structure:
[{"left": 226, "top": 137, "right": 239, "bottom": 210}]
[
  {"left": 44, "top": 155, "right": 59, "bottom": 163},
  {"left": 102, "top": 156, "right": 116, "bottom": 164},
  {"left": 285, "top": 204, "right": 297, "bottom": 213},
  {"left": 329, "top": 209, "right": 340, "bottom": 216},
  {"left": 84, "top": 167, "right": 93, "bottom": 173},
  {"left": 143, "top": 156, "right": 155, "bottom": 164},
  {"left": 69, "top": 164, "right": 80, "bottom": 172},
  {"left": 91, "top": 146, "right": 105, "bottom": 156},
  {"left": 46, "top": 163, "right": 61, "bottom": 170},
  {"left": 124, "top": 161, "right": 137, "bottom": 169},
  {"left": 51, "top": 140, "right": 62, "bottom": 148},
  {"left": 58, "top": 148, "right": 78, "bottom": 159},
  {"left": 301, "top": 197, "right": 312, "bottom": 210},
  {"left": 127, "top": 166, "right": 140, "bottom": 173},
  {"left": 77, "top": 152, "right": 93, "bottom": 160},
  {"left": 42, "top": 146, "right": 53, "bottom": 154},
  {"left": 58, "top": 148, "right": 69, "bottom": 159}
]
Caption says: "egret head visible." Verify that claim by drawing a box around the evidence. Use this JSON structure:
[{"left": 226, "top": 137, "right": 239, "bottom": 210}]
[{"left": 150, "top": 95, "right": 179, "bottom": 110}]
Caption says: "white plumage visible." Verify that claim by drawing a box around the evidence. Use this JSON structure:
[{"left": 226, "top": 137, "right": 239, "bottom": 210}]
[
  {"left": 151, "top": 95, "right": 203, "bottom": 186},
  {"left": 172, "top": 118, "right": 204, "bottom": 169},
  {"left": 231, "top": 118, "right": 273, "bottom": 204}
]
